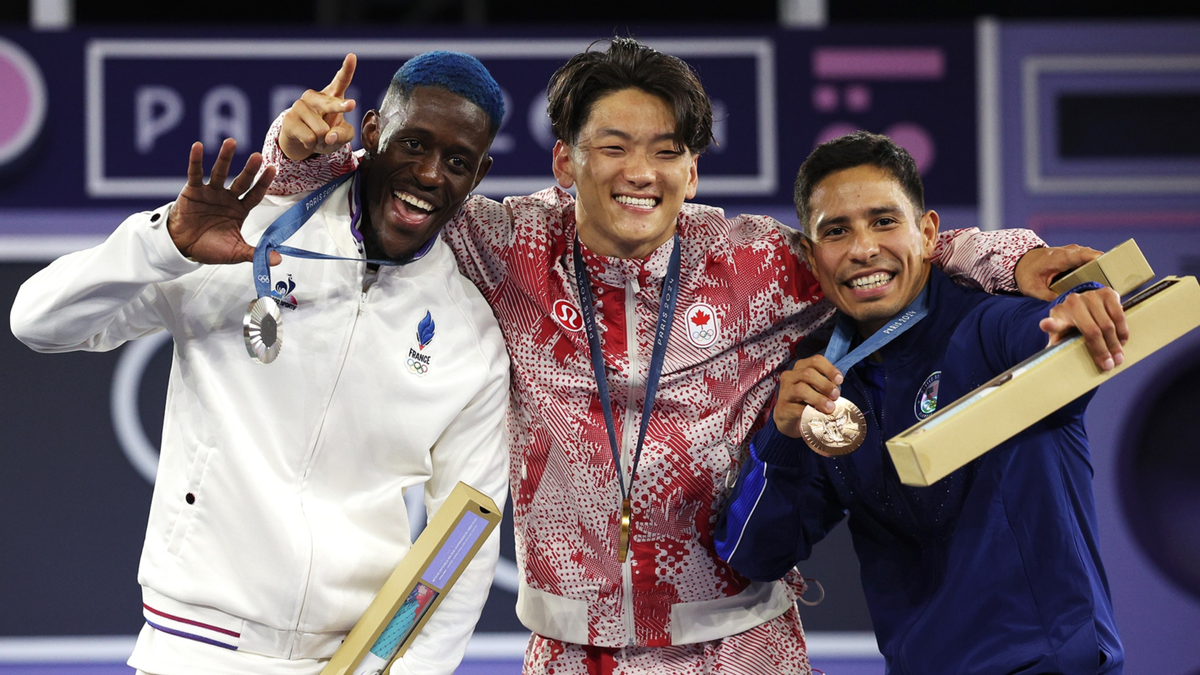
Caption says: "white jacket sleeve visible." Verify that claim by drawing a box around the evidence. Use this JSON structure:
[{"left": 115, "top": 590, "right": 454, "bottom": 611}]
[
  {"left": 391, "top": 295, "right": 511, "bottom": 675},
  {"left": 10, "top": 204, "right": 203, "bottom": 353}
]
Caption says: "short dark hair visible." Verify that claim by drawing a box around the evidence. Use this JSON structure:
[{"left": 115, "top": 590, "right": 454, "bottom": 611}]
[
  {"left": 794, "top": 131, "right": 925, "bottom": 237},
  {"left": 546, "top": 37, "right": 714, "bottom": 155}
]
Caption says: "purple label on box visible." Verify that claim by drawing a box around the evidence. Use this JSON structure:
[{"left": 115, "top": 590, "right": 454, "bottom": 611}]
[{"left": 421, "top": 511, "right": 488, "bottom": 589}]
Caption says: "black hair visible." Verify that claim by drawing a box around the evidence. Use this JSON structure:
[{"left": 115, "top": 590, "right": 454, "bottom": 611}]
[
  {"left": 794, "top": 131, "right": 925, "bottom": 236},
  {"left": 546, "top": 37, "right": 713, "bottom": 154}
]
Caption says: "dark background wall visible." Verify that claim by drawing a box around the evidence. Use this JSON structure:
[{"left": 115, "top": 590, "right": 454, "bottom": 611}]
[{"left": 1, "top": 3, "right": 1199, "bottom": 673}]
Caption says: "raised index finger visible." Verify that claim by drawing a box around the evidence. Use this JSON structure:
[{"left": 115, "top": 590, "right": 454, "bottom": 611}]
[{"left": 323, "top": 53, "right": 357, "bottom": 98}]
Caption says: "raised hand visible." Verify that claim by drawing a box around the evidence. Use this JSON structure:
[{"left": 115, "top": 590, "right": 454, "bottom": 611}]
[
  {"left": 279, "top": 53, "right": 358, "bottom": 161},
  {"left": 1040, "top": 286, "right": 1129, "bottom": 371},
  {"left": 1014, "top": 244, "right": 1102, "bottom": 301},
  {"left": 167, "top": 138, "right": 278, "bottom": 265},
  {"left": 774, "top": 355, "right": 845, "bottom": 439}
]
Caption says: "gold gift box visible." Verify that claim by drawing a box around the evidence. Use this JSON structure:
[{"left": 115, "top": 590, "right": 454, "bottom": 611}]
[
  {"left": 1048, "top": 238, "right": 1154, "bottom": 296},
  {"left": 320, "top": 482, "right": 502, "bottom": 675},
  {"left": 887, "top": 276, "right": 1200, "bottom": 487}
]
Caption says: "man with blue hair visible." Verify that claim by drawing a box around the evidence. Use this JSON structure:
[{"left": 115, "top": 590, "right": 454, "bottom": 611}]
[{"left": 11, "top": 51, "right": 510, "bottom": 675}]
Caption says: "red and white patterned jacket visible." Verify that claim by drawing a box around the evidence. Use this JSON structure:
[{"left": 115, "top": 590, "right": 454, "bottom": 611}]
[{"left": 263, "top": 124, "right": 1043, "bottom": 648}]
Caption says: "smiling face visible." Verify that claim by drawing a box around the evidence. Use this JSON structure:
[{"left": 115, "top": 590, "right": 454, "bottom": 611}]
[
  {"left": 359, "top": 86, "right": 493, "bottom": 262},
  {"left": 801, "top": 164, "right": 939, "bottom": 336},
  {"left": 552, "top": 87, "right": 699, "bottom": 260}
]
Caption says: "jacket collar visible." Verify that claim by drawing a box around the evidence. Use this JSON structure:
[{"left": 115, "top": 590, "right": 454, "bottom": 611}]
[
  {"left": 321, "top": 171, "right": 446, "bottom": 279},
  {"left": 828, "top": 267, "right": 983, "bottom": 372},
  {"left": 874, "top": 266, "right": 983, "bottom": 369}
]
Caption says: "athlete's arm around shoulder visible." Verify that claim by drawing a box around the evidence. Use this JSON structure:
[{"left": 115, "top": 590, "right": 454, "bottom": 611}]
[
  {"left": 931, "top": 224, "right": 1108, "bottom": 300},
  {"left": 11, "top": 139, "right": 277, "bottom": 353},
  {"left": 757, "top": 211, "right": 1082, "bottom": 303}
]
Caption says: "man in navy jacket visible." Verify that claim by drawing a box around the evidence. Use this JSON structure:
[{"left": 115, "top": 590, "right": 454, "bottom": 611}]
[{"left": 716, "top": 132, "right": 1127, "bottom": 674}]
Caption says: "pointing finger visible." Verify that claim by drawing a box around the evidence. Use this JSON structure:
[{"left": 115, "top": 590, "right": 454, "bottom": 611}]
[{"left": 324, "top": 53, "right": 357, "bottom": 98}]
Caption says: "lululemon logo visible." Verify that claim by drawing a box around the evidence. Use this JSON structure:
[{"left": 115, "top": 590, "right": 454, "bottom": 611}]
[
  {"left": 553, "top": 299, "right": 584, "bottom": 332},
  {"left": 0, "top": 38, "right": 47, "bottom": 170},
  {"left": 684, "top": 303, "right": 719, "bottom": 348}
]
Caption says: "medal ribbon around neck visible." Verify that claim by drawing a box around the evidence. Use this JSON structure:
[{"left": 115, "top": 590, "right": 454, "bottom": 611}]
[
  {"left": 572, "top": 233, "right": 682, "bottom": 563},
  {"left": 823, "top": 282, "right": 931, "bottom": 372},
  {"left": 244, "top": 171, "right": 429, "bottom": 363},
  {"left": 799, "top": 283, "right": 931, "bottom": 456}
]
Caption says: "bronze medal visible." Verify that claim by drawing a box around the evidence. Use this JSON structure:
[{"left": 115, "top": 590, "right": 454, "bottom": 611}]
[
  {"left": 243, "top": 296, "right": 283, "bottom": 364},
  {"left": 800, "top": 397, "right": 867, "bottom": 457},
  {"left": 618, "top": 498, "right": 632, "bottom": 563}
]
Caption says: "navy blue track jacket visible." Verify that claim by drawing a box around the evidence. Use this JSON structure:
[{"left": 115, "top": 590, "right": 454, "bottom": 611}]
[{"left": 716, "top": 267, "right": 1123, "bottom": 674}]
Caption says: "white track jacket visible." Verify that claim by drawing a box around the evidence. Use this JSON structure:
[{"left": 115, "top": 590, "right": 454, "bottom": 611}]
[{"left": 9, "top": 178, "right": 510, "bottom": 675}]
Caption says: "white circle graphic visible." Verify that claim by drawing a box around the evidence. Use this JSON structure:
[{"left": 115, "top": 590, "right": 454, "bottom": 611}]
[{"left": 110, "top": 331, "right": 171, "bottom": 485}]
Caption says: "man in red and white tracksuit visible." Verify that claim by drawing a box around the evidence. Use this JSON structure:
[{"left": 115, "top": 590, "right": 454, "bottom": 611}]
[{"left": 267, "top": 39, "right": 1072, "bottom": 674}]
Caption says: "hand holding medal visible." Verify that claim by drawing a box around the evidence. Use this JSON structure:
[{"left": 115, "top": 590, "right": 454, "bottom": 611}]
[
  {"left": 776, "top": 287, "right": 930, "bottom": 457},
  {"left": 775, "top": 355, "right": 865, "bottom": 457}
]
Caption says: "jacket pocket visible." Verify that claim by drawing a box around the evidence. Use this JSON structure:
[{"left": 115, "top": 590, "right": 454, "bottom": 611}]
[{"left": 165, "top": 442, "right": 215, "bottom": 557}]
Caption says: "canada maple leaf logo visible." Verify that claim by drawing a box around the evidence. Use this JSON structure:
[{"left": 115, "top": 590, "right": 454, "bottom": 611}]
[{"left": 691, "top": 310, "right": 711, "bottom": 327}]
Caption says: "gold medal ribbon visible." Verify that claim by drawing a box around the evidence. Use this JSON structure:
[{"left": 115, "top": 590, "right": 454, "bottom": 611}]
[{"left": 573, "top": 235, "right": 682, "bottom": 563}]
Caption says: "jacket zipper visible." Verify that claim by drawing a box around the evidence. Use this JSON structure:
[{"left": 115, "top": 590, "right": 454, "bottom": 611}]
[
  {"left": 866, "top": 366, "right": 937, "bottom": 675},
  {"left": 620, "top": 275, "right": 640, "bottom": 645},
  {"left": 290, "top": 261, "right": 372, "bottom": 646}
]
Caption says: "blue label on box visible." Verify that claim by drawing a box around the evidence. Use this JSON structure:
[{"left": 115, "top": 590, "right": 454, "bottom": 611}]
[{"left": 421, "top": 511, "right": 488, "bottom": 590}]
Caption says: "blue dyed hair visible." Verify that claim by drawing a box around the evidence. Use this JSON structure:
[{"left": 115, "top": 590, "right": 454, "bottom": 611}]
[{"left": 384, "top": 51, "right": 505, "bottom": 138}]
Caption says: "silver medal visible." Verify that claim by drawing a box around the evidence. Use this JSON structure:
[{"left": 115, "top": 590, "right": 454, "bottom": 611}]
[{"left": 243, "top": 296, "right": 282, "bottom": 364}]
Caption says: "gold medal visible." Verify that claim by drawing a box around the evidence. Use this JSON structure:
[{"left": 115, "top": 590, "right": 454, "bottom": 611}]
[
  {"left": 243, "top": 296, "right": 283, "bottom": 364},
  {"left": 800, "top": 397, "right": 867, "bottom": 457},
  {"left": 618, "top": 498, "right": 632, "bottom": 563}
]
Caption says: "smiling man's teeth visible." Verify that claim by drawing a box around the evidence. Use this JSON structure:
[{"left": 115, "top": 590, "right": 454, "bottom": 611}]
[
  {"left": 394, "top": 191, "right": 433, "bottom": 212},
  {"left": 849, "top": 272, "right": 894, "bottom": 289},
  {"left": 614, "top": 195, "right": 656, "bottom": 208}
]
